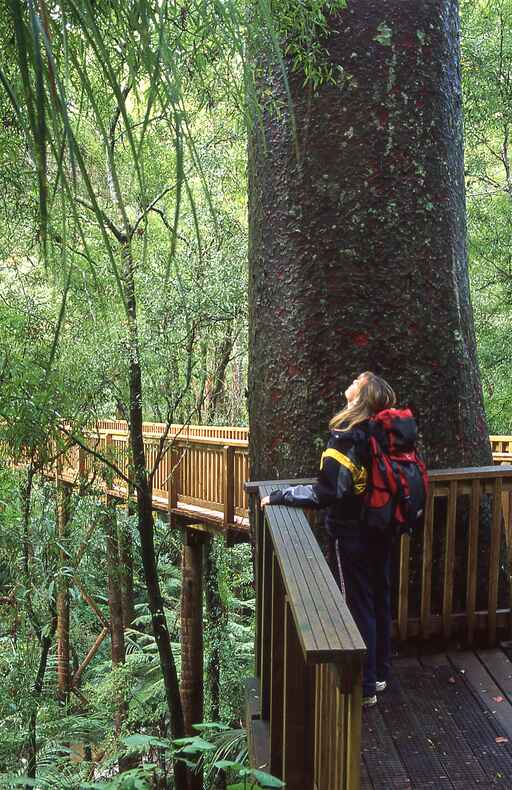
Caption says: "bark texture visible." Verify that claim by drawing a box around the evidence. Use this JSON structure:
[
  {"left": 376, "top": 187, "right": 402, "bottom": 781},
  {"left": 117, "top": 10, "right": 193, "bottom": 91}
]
[
  {"left": 180, "top": 531, "right": 204, "bottom": 790},
  {"left": 204, "top": 536, "right": 227, "bottom": 722},
  {"left": 248, "top": 0, "right": 491, "bottom": 478},
  {"left": 56, "top": 481, "right": 72, "bottom": 700},
  {"left": 180, "top": 531, "right": 204, "bottom": 733},
  {"left": 118, "top": 502, "right": 136, "bottom": 629}
]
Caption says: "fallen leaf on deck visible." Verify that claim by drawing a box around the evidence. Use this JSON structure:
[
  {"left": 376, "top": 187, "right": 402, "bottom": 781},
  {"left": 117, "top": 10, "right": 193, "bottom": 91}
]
[
  {"left": 493, "top": 696, "right": 505, "bottom": 703},
  {"left": 448, "top": 676, "right": 456, "bottom": 684},
  {"left": 495, "top": 736, "right": 509, "bottom": 744}
]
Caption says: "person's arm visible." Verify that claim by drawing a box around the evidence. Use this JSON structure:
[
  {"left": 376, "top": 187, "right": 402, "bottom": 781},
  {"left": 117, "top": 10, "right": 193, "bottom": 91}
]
[{"left": 261, "top": 449, "right": 361, "bottom": 509}]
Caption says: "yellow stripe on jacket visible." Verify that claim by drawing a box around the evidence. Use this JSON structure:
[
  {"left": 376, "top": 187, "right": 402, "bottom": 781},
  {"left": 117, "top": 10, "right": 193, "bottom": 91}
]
[{"left": 320, "top": 448, "right": 368, "bottom": 495}]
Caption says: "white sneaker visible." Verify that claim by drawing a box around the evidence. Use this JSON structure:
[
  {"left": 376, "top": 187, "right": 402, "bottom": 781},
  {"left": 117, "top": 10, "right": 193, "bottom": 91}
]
[
  {"left": 376, "top": 680, "right": 387, "bottom": 692},
  {"left": 362, "top": 694, "right": 377, "bottom": 707}
]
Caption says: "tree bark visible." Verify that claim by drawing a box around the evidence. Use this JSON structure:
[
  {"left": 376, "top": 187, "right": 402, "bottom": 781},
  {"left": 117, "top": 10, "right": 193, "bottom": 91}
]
[
  {"left": 104, "top": 495, "right": 134, "bottom": 772},
  {"left": 56, "top": 480, "right": 72, "bottom": 701},
  {"left": 204, "top": 536, "right": 227, "bottom": 722},
  {"left": 118, "top": 498, "right": 137, "bottom": 630},
  {"left": 248, "top": 0, "right": 491, "bottom": 480},
  {"left": 180, "top": 529, "right": 204, "bottom": 790},
  {"left": 26, "top": 624, "right": 55, "bottom": 787},
  {"left": 206, "top": 323, "right": 234, "bottom": 424}
]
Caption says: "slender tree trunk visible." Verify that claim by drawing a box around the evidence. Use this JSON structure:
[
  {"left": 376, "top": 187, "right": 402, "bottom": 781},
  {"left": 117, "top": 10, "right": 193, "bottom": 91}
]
[
  {"left": 26, "top": 619, "right": 56, "bottom": 787},
  {"left": 105, "top": 500, "right": 126, "bottom": 695},
  {"left": 56, "top": 480, "right": 72, "bottom": 701},
  {"left": 104, "top": 496, "right": 134, "bottom": 772},
  {"left": 204, "top": 536, "right": 227, "bottom": 722},
  {"left": 248, "top": 0, "right": 491, "bottom": 478},
  {"left": 122, "top": 242, "right": 186, "bottom": 789},
  {"left": 118, "top": 500, "right": 136, "bottom": 629},
  {"left": 180, "top": 529, "right": 204, "bottom": 790},
  {"left": 206, "top": 323, "right": 234, "bottom": 423}
]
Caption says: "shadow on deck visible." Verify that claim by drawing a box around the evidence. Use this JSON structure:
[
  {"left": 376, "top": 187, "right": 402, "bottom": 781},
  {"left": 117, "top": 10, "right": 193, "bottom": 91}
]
[{"left": 363, "top": 647, "right": 512, "bottom": 789}]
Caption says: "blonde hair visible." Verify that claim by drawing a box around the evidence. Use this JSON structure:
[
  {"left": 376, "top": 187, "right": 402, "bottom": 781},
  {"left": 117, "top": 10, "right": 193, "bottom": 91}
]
[{"left": 329, "top": 371, "right": 396, "bottom": 432}]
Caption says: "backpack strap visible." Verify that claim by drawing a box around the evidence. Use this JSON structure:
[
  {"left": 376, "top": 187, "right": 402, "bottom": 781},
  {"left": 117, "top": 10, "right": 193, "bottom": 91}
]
[{"left": 320, "top": 448, "right": 368, "bottom": 495}]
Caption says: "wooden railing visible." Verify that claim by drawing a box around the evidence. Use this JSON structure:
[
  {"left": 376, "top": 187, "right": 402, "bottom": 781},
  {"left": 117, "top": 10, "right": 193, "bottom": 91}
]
[
  {"left": 247, "top": 462, "right": 512, "bottom": 789},
  {"left": 397, "top": 465, "right": 512, "bottom": 645},
  {"left": 51, "top": 423, "right": 250, "bottom": 530},
  {"left": 490, "top": 434, "right": 512, "bottom": 455},
  {"left": 246, "top": 481, "right": 366, "bottom": 790}
]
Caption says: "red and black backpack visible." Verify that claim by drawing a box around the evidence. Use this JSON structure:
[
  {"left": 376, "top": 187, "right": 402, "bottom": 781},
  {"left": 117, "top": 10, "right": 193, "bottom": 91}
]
[{"left": 363, "top": 408, "right": 429, "bottom": 535}]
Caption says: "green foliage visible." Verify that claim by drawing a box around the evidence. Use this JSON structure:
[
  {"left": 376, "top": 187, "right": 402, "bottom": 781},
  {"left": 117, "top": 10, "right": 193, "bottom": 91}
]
[
  {"left": 264, "top": 0, "right": 348, "bottom": 87},
  {"left": 174, "top": 728, "right": 284, "bottom": 789},
  {"left": 461, "top": 0, "right": 512, "bottom": 432}
]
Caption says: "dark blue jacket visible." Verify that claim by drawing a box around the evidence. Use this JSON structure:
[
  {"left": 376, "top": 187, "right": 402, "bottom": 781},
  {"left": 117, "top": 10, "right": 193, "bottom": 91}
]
[{"left": 268, "top": 422, "right": 371, "bottom": 531}]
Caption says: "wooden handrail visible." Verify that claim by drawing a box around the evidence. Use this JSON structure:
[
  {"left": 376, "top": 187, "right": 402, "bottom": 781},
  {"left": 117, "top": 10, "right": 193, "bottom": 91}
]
[{"left": 251, "top": 484, "right": 365, "bottom": 790}]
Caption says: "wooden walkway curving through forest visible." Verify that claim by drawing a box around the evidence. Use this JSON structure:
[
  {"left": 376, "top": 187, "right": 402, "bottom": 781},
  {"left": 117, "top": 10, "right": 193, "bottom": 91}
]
[{"left": 51, "top": 420, "right": 250, "bottom": 537}]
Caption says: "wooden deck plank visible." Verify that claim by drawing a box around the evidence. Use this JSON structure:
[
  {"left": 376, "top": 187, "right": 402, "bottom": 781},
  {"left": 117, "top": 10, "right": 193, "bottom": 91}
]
[
  {"left": 376, "top": 661, "right": 456, "bottom": 789},
  {"left": 362, "top": 704, "right": 412, "bottom": 789},
  {"left": 360, "top": 756, "right": 375, "bottom": 790},
  {"left": 448, "top": 651, "right": 512, "bottom": 742},
  {"left": 477, "top": 648, "right": 512, "bottom": 705},
  {"left": 432, "top": 655, "right": 512, "bottom": 784},
  {"left": 397, "top": 660, "right": 489, "bottom": 788}
]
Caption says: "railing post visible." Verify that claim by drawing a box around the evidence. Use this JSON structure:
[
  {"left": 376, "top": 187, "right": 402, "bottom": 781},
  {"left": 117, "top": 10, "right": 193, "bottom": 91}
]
[
  {"left": 270, "top": 554, "right": 285, "bottom": 777},
  {"left": 254, "top": 500, "right": 264, "bottom": 674},
  {"left": 78, "top": 447, "right": 86, "bottom": 478},
  {"left": 223, "top": 445, "right": 235, "bottom": 527},
  {"left": 260, "top": 516, "right": 273, "bottom": 720},
  {"left": 282, "top": 599, "right": 315, "bottom": 790},
  {"left": 104, "top": 433, "right": 113, "bottom": 492},
  {"left": 168, "top": 445, "right": 179, "bottom": 526}
]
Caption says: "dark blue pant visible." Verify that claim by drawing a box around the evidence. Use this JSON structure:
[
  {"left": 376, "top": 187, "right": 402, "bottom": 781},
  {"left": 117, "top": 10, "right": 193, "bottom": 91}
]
[{"left": 333, "top": 525, "right": 393, "bottom": 697}]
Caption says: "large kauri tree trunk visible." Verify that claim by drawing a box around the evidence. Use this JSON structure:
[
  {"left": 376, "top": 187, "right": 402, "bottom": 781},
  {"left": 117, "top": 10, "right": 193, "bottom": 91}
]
[{"left": 248, "top": 0, "right": 491, "bottom": 479}]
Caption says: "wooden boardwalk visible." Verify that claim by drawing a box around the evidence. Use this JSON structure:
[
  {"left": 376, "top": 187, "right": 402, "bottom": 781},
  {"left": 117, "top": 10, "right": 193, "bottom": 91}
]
[{"left": 362, "top": 648, "right": 512, "bottom": 788}]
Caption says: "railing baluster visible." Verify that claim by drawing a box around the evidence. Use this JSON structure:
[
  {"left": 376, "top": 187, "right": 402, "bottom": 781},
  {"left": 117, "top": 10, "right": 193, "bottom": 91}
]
[
  {"left": 223, "top": 446, "right": 235, "bottom": 527},
  {"left": 344, "top": 660, "right": 363, "bottom": 790},
  {"left": 260, "top": 519, "right": 273, "bottom": 720},
  {"left": 270, "top": 555, "right": 284, "bottom": 777},
  {"left": 488, "top": 477, "right": 503, "bottom": 645},
  {"left": 282, "top": 600, "right": 315, "bottom": 789},
  {"left": 254, "top": 501, "right": 264, "bottom": 673},
  {"left": 420, "top": 486, "right": 435, "bottom": 638},
  {"left": 466, "top": 479, "right": 480, "bottom": 645},
  {"left": 443, "top": 480, "right": 458, "bottom": 640}
]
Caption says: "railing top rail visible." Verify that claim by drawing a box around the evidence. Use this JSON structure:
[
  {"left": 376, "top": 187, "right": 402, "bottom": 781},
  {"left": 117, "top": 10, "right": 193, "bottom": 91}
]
[
  {"left": 84, "top": 429, "right": 248, "bottom": 449},
  {"left": 259, "top": 483, "right": 366, "bottom": 664},
  {"left": 247, "top": 465, "right": 512, "bottom": 495},
  {"left": 96, "top": 419, "right": 249, "bottom": 435},
  {"left": 490, "top": 435, "right": 512, "bottom": 441},
  {"left": 429, "top": 465, "right": 512, "bottom": 480}
]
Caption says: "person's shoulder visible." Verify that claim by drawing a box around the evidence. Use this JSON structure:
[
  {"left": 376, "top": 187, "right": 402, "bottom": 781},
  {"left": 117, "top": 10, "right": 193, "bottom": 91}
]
[{"left": 329, "top": 420, "right": 370, "bottom": 448}]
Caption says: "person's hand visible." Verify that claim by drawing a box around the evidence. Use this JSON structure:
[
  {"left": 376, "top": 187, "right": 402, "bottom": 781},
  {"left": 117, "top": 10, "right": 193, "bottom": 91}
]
[{"left": 260, "top": 495, "right": 270, "bottom": 507}]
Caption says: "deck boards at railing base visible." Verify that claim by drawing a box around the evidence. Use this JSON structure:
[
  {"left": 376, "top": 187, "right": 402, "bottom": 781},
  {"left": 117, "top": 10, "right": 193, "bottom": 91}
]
[{"left": 245, "top": 678, "right": 271, "bottom": 774}]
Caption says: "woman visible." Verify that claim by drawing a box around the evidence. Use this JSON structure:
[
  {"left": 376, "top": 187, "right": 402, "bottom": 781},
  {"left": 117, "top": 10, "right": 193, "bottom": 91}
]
[{"left": 261, "top": 371, "right": 396, "bottom": 707}]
